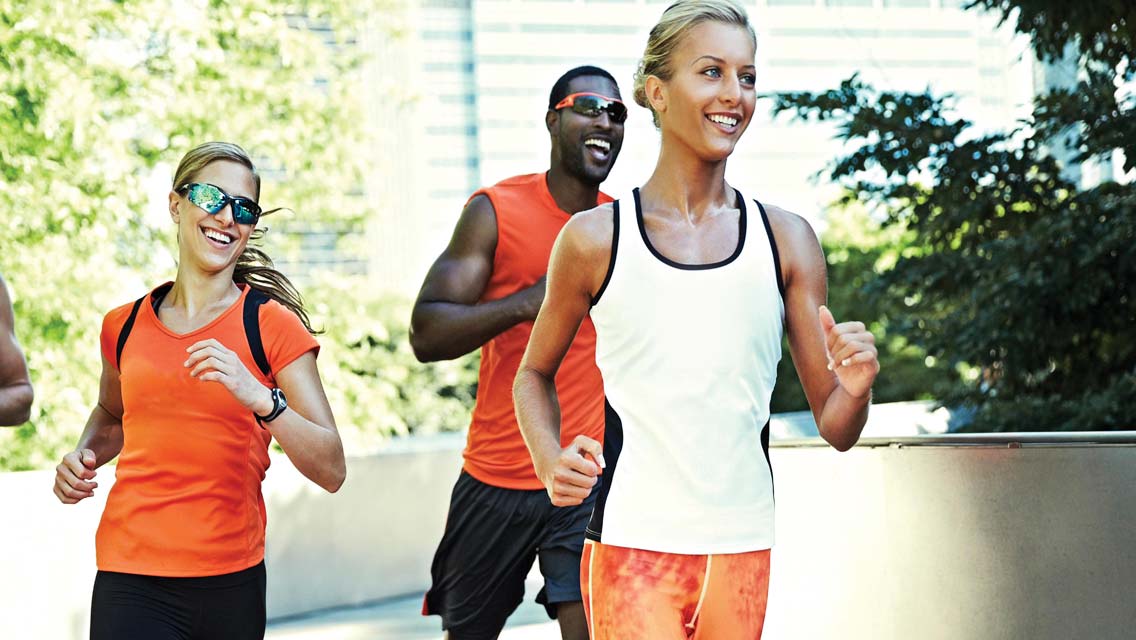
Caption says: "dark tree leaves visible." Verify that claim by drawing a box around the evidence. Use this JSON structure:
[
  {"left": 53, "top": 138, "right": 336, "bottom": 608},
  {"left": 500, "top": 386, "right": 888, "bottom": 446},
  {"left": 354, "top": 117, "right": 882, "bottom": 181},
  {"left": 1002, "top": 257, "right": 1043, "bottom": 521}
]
[{"left": 773, "top": 1, "right": 1135, "bottom": 431}]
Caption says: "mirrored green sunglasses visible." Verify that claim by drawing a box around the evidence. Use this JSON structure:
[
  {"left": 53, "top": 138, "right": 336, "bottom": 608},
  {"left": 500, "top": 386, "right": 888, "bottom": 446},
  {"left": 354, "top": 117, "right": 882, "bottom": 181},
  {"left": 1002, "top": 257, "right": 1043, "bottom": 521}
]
[{"left": 178, "top": 182, "right": 262, "bottom": 225}]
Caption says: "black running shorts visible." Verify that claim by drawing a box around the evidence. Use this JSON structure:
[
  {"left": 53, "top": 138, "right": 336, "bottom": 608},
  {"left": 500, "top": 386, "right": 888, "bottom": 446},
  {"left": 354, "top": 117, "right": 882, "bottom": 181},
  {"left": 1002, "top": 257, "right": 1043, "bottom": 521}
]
[
  {"left": 90, "top": 561, "right": 266, "bottom": 640},
  {"left": 423, "top": 471, "right": 597, "bottom": 639}
]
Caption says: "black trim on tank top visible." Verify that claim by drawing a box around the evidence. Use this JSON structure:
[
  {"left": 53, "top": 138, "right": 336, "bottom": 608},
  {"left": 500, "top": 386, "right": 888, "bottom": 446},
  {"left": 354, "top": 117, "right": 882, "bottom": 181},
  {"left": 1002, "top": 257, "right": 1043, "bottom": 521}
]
[
  {"left": 754, "top": 200, "right": 787, "bottom": 299},
  {"left": 632, "top": 187, "right": 747, "bottom": 271},
  {"left": 585, "top": 398, "right": 625, "bottom": 542},
  {"left": 590, "top": 200, "right": 620, "bottom": 307},
  {"left": 761, "top": 419, "right": 774, "bottom": 502}
]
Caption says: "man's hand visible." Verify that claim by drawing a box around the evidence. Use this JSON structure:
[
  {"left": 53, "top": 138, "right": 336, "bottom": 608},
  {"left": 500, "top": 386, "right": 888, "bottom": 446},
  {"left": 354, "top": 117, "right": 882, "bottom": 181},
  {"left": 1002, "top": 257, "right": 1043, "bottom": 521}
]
[
  {"left": 53, "top": 449, "right": 98, "bottom": 504},
  {"left": 536, "top": 434, "right": 605, "bottom": 507}
]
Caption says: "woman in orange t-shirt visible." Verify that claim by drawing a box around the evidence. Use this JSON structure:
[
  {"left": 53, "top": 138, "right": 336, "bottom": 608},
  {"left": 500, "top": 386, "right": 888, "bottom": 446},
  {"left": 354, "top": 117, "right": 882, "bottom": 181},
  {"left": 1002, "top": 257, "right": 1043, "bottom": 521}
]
[{"left": 52, "top": 142, "right": 346, "bottom": 640}]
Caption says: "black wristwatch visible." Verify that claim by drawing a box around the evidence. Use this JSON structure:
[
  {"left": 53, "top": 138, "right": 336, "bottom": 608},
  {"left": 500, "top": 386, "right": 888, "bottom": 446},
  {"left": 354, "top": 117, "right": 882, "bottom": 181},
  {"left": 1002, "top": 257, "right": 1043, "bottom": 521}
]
[{"left": 255, "top": 388, "right": 288, "bottom": 424}]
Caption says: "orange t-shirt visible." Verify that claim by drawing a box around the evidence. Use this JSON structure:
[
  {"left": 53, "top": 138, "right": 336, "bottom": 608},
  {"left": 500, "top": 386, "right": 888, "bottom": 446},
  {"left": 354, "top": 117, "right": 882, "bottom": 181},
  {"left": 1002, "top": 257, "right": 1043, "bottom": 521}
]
[
  {"left": 465, "top": 172, "right": 609, "bottom": 489},
  {"left": 95, "top": 283, "right": 318, "bottom": 577}
]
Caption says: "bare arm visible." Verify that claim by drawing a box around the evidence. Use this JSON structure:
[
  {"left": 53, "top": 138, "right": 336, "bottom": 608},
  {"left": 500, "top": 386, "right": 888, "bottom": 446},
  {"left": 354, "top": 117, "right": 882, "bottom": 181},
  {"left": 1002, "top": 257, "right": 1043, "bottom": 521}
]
[
  {"left": 184, "top": 340, "right": 345, "bottom": 493},
  {"left": 260, "top": 352, "right": 345, "bottom": 492},
  {"left": 514, "top": 206, "right": 612, "bottom": 506},
  {"left": 54, "top": 355, "right": 124, "bottom": 503},
  {"left": 0, "top": 275, "right": 33, "bottom": 426},
  {"left": 410, "top": 195, "right": 546, "bottom": 362},
  {"left": 769, "top": 206, "right": 879, "bottom": 451}
]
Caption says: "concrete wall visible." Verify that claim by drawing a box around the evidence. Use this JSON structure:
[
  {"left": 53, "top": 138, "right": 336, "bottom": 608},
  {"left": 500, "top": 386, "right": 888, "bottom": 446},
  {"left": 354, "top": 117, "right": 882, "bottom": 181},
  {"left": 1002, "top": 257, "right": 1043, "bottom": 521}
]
[
  {"left": 2, "top": 429, "right": 1135, "bottom": 639},
  {"left": 763, "top": 437, "right": 1136, "bottom": 640},
  {"left": 0, "top": 435, "right": 464, "bottom": 639}
]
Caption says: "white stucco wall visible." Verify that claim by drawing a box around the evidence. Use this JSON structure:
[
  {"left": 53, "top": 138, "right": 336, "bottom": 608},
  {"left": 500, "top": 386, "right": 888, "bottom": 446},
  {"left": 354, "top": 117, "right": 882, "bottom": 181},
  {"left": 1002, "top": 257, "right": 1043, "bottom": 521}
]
[{"left": 2, "top": 426, "right": 1134, "bottom": 639}]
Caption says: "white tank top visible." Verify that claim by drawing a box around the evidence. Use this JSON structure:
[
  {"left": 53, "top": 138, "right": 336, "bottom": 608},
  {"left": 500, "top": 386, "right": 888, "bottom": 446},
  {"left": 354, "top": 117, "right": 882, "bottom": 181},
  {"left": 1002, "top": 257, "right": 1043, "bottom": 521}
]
[{"left": 586, "top": 187, "right": 785, "bottom": 554}]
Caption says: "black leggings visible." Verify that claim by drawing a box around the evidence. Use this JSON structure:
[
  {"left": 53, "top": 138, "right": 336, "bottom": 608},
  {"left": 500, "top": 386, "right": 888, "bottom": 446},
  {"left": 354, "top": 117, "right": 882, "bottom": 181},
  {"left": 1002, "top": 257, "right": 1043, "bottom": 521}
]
[{"left": 90, "top": 562, "right": 266, "bottom": 640}]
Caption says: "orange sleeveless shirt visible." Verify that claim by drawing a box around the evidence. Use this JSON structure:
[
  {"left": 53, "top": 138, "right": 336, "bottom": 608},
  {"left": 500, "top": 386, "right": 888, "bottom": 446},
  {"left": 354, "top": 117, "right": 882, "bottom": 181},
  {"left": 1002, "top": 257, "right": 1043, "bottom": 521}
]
[
  {"left": 465, "top": 173, "right": 609, "bottom": 489},
  {"left": 96, "top": 284, "right": 318, "bottom": 577}
]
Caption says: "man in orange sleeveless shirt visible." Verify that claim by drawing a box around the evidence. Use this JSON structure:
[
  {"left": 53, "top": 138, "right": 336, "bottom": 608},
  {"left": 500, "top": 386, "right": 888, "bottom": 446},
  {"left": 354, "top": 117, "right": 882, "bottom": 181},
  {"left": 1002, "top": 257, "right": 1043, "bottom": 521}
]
[{"left": 411, "top": 66, "right": 626, "bottom": 640}]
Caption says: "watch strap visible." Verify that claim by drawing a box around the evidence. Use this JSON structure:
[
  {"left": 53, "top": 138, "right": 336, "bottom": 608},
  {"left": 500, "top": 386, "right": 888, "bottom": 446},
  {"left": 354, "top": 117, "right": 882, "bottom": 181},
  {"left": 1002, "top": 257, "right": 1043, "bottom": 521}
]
[{"left": 255, "top": 388, "right": 287, "bottom": 424}]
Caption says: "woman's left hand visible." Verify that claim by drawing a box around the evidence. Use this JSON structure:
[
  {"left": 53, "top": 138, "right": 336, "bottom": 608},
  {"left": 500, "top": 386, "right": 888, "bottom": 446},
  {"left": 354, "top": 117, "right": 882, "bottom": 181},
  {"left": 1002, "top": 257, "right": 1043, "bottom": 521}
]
[
  {"left": 185, "top": 339, "right": 272, "bottom": 415},
  {"left": 819, "top": 305, "right": 879, "bottom": 399}
]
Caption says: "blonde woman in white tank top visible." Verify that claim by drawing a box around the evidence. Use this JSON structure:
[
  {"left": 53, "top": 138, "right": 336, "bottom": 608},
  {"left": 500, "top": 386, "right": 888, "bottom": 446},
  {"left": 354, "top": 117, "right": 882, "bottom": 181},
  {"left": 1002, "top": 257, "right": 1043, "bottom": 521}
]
[{"left": 514, "top": 2, "right": 880, "bottom": 638}]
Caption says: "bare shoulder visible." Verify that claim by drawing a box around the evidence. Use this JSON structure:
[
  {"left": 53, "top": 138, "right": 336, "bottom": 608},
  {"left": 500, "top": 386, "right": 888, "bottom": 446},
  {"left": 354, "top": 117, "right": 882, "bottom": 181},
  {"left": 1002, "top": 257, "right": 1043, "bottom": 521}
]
[
  {"left": 456, "top": 193, "right": 497, "bottom": 239},
  {"left": 759, "top": 203, "right": 825, "bottom": 289},
  {"left": 442, "top": 193, "right": 498, "bottom": 260},
  {"left": 463, "top": 193, "right": 495, "bottom": 220},
  {"left": 761, "top": 203, "right": 820, "bottom": 249},
  {"left": 548, "top": 203, "right": 615, "bottom": 299},
  {"left": 559, "top": 202, "right": 616, "bottom": 259}
]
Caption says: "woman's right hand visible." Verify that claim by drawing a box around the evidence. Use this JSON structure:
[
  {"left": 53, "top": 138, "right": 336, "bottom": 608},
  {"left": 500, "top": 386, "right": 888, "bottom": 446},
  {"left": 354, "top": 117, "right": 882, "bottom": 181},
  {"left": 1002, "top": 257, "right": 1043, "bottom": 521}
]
[{"left": 53, "top": 449, "right": 99, "bottom": 504}]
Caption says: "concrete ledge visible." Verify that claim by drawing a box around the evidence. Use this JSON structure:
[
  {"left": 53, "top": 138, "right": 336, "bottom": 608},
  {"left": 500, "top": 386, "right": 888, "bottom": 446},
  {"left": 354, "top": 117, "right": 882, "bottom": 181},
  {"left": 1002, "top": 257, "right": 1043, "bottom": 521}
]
[
  {"left": 763, "top": 439, "right": 1136, "bottom": 639},
  {"left": 0, "top": 435, "right": 466, "bottom": 639},
  {"left": 3, "top": 408, "right": 1135, "bottom": 639},
  {"left": 263, "top": 434, "right": 465, "bottom": 617}
]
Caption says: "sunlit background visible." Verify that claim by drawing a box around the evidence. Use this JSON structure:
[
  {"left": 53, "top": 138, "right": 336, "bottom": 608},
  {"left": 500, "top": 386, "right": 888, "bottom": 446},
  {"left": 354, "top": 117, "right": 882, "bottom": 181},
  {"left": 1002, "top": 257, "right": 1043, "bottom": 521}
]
[
  {"left": 2, "top": 0, "right": 1133, "bottom": 471},
  {"left": 2, "top": 1, "right": 1134, "bottom": 638},
  {"left": 371, "top": 0, "right": 1039, "bottom": 291}
]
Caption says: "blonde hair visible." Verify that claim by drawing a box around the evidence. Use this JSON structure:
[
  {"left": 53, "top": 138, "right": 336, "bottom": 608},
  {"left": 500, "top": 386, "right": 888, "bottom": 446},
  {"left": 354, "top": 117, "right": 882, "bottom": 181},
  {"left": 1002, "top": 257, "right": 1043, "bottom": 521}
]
[
  {"left": 172, "top": 142, "right": 317, "bottom": 334},
  {"left": 633, "top": 0, "right": 757, "bottom": 128}
]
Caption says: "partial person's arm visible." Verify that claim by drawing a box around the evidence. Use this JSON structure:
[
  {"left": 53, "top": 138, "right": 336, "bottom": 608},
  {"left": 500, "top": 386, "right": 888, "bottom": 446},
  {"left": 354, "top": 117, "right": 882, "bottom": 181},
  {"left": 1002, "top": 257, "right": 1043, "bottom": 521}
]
[
  {"left": 0, "top": 275, "right": 33, "bottom": 425},
  {"left": 409, "top": 194, "right": 546, "bottom": 362},
  {"left": 54, "top": 355, "right": 124, "bottom": 503},
  {"left": 769, "top": 206, "right": 879, "bottom": 451},
  {"left": 514, "top": 207, "right": 612, "bottom": 506},
  {"left": 258, "top": 352, "right": 345, "bottom": 492},
  {"left": 184, "top": 340, "right": 345, "bottom": 493}
]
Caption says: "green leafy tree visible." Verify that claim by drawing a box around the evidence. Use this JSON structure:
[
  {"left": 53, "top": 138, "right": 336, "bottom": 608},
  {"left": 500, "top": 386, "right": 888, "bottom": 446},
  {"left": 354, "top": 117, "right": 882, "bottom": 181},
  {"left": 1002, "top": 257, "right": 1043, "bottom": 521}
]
[
  {"left": 770, "top": 205, "right": 962, "bottom": 414},
  {"left": 0, "top": 0, "right": 389, "bottom": 469},
  {"left": 306, "top": 279, "right": 479, "bottom": 453},
  {"left": 770, "top": 1, "right": 1135, "bottom": 431}
]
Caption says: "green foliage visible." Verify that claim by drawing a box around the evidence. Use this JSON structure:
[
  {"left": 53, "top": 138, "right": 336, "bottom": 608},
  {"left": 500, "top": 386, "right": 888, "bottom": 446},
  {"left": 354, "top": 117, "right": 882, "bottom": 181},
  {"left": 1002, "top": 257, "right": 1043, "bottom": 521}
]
[
  {"left": 0, "top": 0, "right": 393, "bottom": 470},
  {"left": 770, "top": 2, "right": 1135, "bottom": 431},
  {"left": 306, "top": 279, "right": 479, "bottom": 454},
  {"left": 770, "top": 206, "right": 962, "bottom": 414}
]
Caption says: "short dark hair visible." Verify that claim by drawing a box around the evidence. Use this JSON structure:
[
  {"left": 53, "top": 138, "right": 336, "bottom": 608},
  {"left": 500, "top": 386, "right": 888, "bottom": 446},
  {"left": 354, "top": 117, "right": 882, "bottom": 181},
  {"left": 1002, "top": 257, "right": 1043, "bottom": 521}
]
[{"left": 548, "top": 66, "right": 620, "bottom": 110}]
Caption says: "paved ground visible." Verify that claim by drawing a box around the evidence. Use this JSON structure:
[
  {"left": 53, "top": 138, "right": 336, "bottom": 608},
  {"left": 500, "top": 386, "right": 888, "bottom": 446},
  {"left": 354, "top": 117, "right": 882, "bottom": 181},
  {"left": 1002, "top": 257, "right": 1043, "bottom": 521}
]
[{"left": 266, "top": 575, "right": 561, "bottom": 640}]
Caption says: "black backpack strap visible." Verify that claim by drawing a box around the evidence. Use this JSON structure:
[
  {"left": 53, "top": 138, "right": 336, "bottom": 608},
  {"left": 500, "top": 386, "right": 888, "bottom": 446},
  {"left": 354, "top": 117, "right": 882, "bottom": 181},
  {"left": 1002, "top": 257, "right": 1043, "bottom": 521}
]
[
  {"left": 114, "top": 295, "right": 147, "bottom": 370},
  {"left": 243, "top": 288, "right": 272, "bottom": 377}
]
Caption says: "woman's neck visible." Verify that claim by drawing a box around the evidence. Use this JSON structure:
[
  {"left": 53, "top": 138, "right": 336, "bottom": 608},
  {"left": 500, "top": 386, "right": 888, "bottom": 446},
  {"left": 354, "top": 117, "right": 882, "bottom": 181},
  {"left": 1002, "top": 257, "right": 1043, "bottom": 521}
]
[
  {"left": 166, "top": 266, "right": 241, "bottom": 318},
  {"left": 640, "top": 136, "right": 732, "bottom": 224}
]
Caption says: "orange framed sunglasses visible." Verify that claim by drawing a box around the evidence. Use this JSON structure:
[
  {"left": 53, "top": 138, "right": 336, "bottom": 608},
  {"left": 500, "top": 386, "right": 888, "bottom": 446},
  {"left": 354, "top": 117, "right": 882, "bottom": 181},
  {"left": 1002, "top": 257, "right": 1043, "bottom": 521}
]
[{"left": 553, "top": 92, "right": 628, "bottom": 123}]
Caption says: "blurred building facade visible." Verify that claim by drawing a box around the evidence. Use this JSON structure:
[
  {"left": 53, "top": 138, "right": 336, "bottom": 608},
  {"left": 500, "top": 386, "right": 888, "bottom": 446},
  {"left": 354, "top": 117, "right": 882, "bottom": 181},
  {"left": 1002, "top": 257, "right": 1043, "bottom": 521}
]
[{"left": 364, "top": 0, "right": 1037, "bottom": 294}]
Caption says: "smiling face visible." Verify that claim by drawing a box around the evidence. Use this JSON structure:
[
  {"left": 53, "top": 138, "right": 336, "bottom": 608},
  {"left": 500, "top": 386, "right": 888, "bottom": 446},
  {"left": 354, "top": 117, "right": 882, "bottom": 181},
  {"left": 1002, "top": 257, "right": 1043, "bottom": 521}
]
[
  {"left": 549, "top": 74, "right": 626, "bottom": 186},
  {"left": 169, "top": 159, "right": 259, "bottom": 275},
  {"left": 649, "top": 20, "right": 757, "bottom": 162}
]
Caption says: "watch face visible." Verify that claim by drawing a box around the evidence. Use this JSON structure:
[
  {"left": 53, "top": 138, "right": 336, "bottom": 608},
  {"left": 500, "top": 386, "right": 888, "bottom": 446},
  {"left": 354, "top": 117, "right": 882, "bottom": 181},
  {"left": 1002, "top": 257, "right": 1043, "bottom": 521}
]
[{"left": 257, "top": 388, "right": 287, "bottom": 422}]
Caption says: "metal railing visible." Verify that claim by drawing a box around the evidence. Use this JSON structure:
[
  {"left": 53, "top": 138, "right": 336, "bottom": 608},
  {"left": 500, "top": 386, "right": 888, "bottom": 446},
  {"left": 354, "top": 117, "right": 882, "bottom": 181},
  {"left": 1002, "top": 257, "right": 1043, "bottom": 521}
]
[{"left": 777, "top": 430, "right": 1136, "bottom": 447}]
